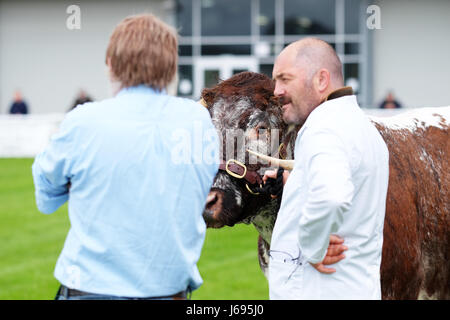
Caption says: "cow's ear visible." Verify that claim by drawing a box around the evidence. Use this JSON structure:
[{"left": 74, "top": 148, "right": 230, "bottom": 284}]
[{"left": 201, "top": 88, "right": 215, "bottom": 106}]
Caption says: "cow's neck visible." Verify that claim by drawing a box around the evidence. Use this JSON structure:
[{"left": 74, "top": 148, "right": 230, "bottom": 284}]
[{"left": 249, "top": 199, "right": 279, "bottom": 245}]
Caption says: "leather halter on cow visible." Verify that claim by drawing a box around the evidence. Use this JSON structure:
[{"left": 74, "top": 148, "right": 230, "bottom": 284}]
[{"left": 222, "top": 159, "right": 263, "bottom": 195}]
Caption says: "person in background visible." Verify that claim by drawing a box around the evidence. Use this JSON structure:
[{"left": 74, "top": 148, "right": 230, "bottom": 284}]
[
  {"left": 379, "top": 91, "right": 402, "bottom": 109},
  {"left": 32, "top": 13, "right": 219, "bottom": 300},
  {"left": 69, "top": 89, "right": 93, "bottom": 111},
  {"left": 9, "top": 90, "right": 29, "bottom": 114}
]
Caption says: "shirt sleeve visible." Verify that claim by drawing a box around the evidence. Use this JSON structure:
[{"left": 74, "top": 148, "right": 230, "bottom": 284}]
[
  {"left": 297, "top": 128, "right": 355, "bottom": 264},
  {"left": 32, "top": 114, "right": 76, "bottom": 214}
]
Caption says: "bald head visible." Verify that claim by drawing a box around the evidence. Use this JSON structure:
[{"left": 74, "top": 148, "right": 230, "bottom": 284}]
[{"left": 287, "top": 38, "right": 344, "bottom": 87}]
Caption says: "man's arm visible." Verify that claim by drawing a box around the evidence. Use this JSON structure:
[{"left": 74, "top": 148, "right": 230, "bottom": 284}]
[
  {"left": 32, "top": 117, "right": 75, "bottom": 214},
  {"left": 297, "top": 128, "right": 354, "bottom": 271},
  {"left": 263, "top": 166, "right": 348, "bottom": 271}
]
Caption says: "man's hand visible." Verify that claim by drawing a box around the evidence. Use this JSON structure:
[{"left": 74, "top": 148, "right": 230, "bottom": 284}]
[
  {"left": 262, "top": 169, "right": 290, "bottom": 185},
  {"left": 262, "top": 169, "right": 290, "bottom": 199},
  {"left": 310, "top": 235, "right": 347, "bottom": 274}
]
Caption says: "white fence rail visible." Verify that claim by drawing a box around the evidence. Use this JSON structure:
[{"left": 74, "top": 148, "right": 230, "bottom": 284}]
[
  {"left": 0, "top": 109, "right": 408, "bottom": 158},
  {"left": 0, "top": 114, "right": 65, "bottom": 158}
]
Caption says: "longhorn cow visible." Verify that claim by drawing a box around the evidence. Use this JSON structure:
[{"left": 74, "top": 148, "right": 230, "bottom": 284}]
[{"left": 201, "top": 71, "right": 450, "bottom": 300}]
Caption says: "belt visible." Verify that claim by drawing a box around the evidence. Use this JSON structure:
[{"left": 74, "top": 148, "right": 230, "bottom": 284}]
[{"left": 57, "top": 285, "right": 188, "bottom": 300}]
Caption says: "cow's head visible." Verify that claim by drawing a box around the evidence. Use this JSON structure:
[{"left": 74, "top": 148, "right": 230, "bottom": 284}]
[{"left": 201, "top": 72, "right": 296, "bottom": 229}]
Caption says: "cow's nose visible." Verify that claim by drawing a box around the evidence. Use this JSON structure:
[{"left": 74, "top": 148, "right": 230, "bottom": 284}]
[
  {"left": 206, "top": 193, "right": 217, "bottom": 205},
  {"left": 203, "top": 190, "right": 224, "bottom": 228},
  {"left": 205, "top": 190, "right": 221, "bottom": 210}
]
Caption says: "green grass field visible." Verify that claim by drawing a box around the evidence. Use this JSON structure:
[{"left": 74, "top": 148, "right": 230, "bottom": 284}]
[{"left": 0, "top": 158, "right": 268, "bottom": 300}]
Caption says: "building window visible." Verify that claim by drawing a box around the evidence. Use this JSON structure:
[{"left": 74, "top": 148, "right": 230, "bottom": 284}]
[
  {"left": 284, "top": 0, "right": 335, "bottom": 35},
  {"left": 175, "top": 0, "right": 192, "bottom": 36},
  {"left": 259, "top": 0, "right": 275, "bottom": 36},
  {"left": 201, "top": 45, "right": 252, "bottom": 56},
  {"left": 201, "top": 0, "right": 251, "bottom": 36},
  {"left": 345, "top": 0, "right": 361, "bottom": 34},
  {"left": 344, "top": 63, "right": 360, "bottom": 94},
  {"left": 259, "top": 63, "right": 274, "bottom": 78},
  {"left": 178, "top": 65, "right": 193, "bottom": 97},
  {"left": 176, "top": 0, "right": 371, "bottom": 107}
]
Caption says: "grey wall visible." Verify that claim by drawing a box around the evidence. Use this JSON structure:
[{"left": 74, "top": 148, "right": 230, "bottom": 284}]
[
  {"left": 0, "top": 0, "right": 174, "bottom": 114},
  {"left": 2, "top": 0, "right": 449, "bottom": 113},
  {"left": 373, "top": 0, "right": 450, "bottom": 108}
]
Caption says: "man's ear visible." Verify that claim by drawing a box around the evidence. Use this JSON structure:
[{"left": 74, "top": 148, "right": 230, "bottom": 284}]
[{"left": 314, "top": 68, "right": 331, "bottom": 93}]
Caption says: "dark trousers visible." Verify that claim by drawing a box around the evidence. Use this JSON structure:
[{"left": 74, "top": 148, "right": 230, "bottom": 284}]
[{"left": 55, "top": 285, "right": 189, "bottom": 300}]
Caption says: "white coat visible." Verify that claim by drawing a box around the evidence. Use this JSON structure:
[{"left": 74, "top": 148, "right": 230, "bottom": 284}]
[{"left": 269, "top": 94, "right": 389, "bottom": 300}]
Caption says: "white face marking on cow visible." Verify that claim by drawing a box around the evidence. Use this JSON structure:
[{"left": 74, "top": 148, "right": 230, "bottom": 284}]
[
  {"left": 212, "top": 173, "right": 235, "bottom": 191},
  {"left": 211, "top": 173, "right": 242, "bottom": 207},
  {"left": 369, "top": 106, "right": 449, "bottom": 132},
  {"left": 210, "top": 96, "right": 284, "bottom": 165},
  {"left": 210, "top": 97, "right": 253, "bottom": 129}
]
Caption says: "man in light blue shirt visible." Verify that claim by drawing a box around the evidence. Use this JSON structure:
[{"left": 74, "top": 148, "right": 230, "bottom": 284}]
[{"left": 32, "top": 14, "right": 219, "bottom": 299}]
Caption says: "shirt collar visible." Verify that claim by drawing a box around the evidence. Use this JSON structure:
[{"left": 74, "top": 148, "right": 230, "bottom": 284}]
[
  {"left": 298, "top": 87, "right": 356, "bottom": 136},
  {"left": 117, "top": 85, "right": 166, "bottom": 97},
  {"left": 320, "top": 86, "right": 354, "bottom": 104}
]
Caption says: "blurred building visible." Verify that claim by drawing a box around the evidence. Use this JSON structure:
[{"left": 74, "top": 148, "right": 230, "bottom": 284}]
[
  {"left": 176, "top": 0, "right": 369, "bottom": 103},
  {"left": 1, "top": 0, "right": 449, "bottom": 114},
  {"left": 0, "top": 0, "right": 175, "bottom": 114}
]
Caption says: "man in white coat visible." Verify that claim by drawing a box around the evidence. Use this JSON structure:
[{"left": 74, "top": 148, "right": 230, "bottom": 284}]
[{"left": 266, "top": 38, "right": 389, "bottom": 299}]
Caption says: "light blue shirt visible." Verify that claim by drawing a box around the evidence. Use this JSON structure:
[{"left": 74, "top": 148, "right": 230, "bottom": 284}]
[{"left": 32, "top": 86, "right": 219, "bottom": 297}]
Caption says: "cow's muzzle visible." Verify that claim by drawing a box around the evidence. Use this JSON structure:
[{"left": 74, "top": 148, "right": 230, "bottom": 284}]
[{"left": 203, "top": 190, "right": 226, "bottom": 228}]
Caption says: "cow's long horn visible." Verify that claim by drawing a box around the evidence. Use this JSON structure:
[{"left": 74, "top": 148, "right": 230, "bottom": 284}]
[
  {"left": 247, "top": 149, "right": 295, "bottom": 170},
  {"left": 198, "top": 98, "right": 208, "bottom": 108}
]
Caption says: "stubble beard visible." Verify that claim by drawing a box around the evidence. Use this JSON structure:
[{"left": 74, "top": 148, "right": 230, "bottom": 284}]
[{"left": 282, "top": 91, "right": 318, "bottom": 126}]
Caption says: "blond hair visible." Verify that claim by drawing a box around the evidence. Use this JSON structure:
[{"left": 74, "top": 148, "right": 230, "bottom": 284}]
[{"left": 106, "top": 14, "right": 178, "bottom": 91}]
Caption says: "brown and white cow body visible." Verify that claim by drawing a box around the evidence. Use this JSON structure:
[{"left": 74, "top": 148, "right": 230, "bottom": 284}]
[
  {"left": 370, "top": 108, "right": 449, "bottom": 299},
  {"left": 255, "top": 107, "right": 450, "bottom": 300},
  {"left": 202, "top": 71, "right": 449, "bottom": 300}
]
